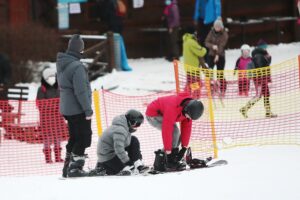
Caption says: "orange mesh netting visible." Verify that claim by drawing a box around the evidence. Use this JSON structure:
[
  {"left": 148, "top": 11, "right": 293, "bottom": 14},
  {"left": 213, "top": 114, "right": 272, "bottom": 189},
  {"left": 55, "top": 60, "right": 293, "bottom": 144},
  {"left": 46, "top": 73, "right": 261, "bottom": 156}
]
[
  {"left": 98, "top": 90, "right": 214, "bottom": 165},
  {"left": 1, "top": 56, "right": 300, "bottom": 177},
  {"left": 174, "top": 56, "right": 300, "bottom": 153}
]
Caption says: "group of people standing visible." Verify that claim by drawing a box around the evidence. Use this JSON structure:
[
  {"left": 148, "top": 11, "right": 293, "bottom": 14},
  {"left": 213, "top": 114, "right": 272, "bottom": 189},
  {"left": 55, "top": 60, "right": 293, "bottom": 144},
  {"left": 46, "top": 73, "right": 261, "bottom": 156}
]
[
  {"left": 178, "top": 0, "right": 277, "bottom": 118},
  {"left": 163, "top": 0, "right": 228, "bottom": 98}
]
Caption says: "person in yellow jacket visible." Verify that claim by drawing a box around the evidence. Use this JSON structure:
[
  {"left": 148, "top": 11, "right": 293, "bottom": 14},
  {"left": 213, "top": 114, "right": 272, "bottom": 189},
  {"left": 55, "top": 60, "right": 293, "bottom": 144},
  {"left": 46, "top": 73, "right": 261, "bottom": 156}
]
[{"left": 182, "top": 28, "right": 207, "bottom": 99}]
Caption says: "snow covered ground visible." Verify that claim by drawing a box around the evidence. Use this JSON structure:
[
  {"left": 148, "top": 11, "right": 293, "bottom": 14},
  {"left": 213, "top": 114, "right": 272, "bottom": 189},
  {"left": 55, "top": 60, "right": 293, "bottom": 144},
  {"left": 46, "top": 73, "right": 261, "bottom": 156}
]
[
  {"left": 1, "top": 146, "right": 300, "bottom": 200},
  {"left": 1, "top": 42, "right": 300, "bottom": 200}
]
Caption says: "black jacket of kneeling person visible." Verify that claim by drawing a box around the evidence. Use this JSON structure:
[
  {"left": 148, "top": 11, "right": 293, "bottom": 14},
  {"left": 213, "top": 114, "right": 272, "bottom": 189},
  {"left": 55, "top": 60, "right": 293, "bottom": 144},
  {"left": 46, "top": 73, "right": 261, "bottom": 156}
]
[{"left": 94, "top": 109, "right": 149, "bottom": 175}]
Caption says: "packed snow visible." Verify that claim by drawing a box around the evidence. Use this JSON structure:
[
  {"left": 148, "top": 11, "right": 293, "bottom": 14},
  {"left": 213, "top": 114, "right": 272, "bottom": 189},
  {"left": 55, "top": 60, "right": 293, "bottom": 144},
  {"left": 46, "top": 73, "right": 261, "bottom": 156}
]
[{"left": 1, "top": 42, "right": 300, "bottom": 200}]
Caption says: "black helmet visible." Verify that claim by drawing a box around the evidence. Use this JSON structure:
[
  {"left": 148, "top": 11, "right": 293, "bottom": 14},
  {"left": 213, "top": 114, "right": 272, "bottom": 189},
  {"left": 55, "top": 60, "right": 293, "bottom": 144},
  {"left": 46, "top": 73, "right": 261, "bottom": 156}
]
[
  {"left": 183, "top": 100, "right": 204, "bottom": 120},
  {"left": 125, "top": 109, "right": 144, "bottom": 128}
]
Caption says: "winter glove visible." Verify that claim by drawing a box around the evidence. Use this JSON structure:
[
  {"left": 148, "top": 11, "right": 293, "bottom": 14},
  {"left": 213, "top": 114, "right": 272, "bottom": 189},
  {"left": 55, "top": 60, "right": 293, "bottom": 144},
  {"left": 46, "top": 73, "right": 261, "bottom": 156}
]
[{"left": 176, "top": 147, "right": 187, "bottom": 161}]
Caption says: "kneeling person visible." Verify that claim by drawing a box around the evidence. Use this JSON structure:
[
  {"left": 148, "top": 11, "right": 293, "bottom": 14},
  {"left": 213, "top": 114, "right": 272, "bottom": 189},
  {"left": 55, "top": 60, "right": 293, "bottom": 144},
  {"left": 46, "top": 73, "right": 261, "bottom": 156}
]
[{"left": 93, "top": 109, "right": 148, "bottom": 176}]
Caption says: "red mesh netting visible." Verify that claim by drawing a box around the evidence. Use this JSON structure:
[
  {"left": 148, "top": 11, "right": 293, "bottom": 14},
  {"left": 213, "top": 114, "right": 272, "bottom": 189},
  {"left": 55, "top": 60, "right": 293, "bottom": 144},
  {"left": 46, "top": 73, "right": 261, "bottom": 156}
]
[{"left": 0, "top": 98, "right": 72, "bottom": 176}]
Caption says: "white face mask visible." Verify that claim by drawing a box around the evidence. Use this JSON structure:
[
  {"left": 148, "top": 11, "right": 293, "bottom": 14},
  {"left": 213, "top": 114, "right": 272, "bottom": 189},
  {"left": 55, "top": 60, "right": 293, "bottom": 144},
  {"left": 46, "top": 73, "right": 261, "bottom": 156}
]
[{"left": 46, "top": 76, "right": 56, "bottom": 86}]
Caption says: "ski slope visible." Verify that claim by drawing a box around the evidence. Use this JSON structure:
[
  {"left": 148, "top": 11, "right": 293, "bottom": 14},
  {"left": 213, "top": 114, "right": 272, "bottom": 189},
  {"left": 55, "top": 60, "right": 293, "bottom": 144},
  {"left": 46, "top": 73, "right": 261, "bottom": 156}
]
[
  {"left": 1, "top": 146, "right": 300, "bottom": 200},
  {"left": 1, "top": 42, "right": 300, "bottom": 200}
]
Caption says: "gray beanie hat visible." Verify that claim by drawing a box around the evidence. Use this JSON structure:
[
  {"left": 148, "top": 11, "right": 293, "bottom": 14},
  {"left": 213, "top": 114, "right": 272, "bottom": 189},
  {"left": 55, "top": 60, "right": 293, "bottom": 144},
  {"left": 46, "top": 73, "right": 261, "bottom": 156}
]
[
  {"left": 67, "top": 34, "right": 84, "bottom": 53},
  {"left": 213, "top": 19, "right": 224, "bottom": 30}
]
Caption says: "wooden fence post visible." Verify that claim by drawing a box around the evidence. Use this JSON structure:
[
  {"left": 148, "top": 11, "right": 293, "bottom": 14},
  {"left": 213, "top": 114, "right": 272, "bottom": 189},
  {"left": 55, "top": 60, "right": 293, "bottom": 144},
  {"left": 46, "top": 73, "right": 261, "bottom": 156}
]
[{"left": 107, "top": 32, "right": 115, "bottom": 73}]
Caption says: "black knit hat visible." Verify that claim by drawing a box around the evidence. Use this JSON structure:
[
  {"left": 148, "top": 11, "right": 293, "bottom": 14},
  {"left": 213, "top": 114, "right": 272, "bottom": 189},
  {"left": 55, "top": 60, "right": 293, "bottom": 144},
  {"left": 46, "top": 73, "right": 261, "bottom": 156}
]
[{"left": 67, "top": 34, "right": 84, "bottom": 53}]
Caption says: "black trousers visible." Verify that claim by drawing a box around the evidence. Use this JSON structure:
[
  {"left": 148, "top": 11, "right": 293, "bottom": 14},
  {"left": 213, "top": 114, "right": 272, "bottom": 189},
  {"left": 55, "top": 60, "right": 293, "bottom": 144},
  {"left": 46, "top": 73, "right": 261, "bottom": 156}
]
[
  {"left": 207, "top": 55, "right": 226, "bottom": 71},
  {"left": 207, "top": 55, "right": 227, "bottom": 95},
  {"left": 196, "top": 20, "right": 213, "bottom": 46},
  {"left": 64, "top": 113, "right": 92, "bottom": 156},
  {"left": 167, "top": 27, "right": 180, "bottom": 59},
  {"left": 100, "top": 136, "right": 142, "bottom": 175}
]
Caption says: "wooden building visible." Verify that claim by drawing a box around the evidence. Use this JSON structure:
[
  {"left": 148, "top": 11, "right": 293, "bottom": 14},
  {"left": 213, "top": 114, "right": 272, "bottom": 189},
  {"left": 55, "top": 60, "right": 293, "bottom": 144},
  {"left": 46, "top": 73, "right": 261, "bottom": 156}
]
[{"left": 0, "top": 0, "right": 299, "bottom": 58}]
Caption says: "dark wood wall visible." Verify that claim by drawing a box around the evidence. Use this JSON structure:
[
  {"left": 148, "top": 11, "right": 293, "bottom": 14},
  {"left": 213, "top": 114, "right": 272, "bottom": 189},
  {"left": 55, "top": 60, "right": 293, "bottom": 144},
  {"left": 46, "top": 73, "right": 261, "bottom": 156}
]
[
  {"left": 0, "top": 0, "right": 8, "bottom": 25},
  {"left": 69, "top": 0, "right": 296, "bottom": 58},
  {"left": 223, "top": 0, "right": 297, "bottom": 49},
  {"left": 223, "top": 0, "right": 294, "bottom": 19},
  {"left": 1, "top": 0, "right": 299, "bottom": 58},
  {"left": 8, "top": 0, "right": 30, "bottom": 27}
]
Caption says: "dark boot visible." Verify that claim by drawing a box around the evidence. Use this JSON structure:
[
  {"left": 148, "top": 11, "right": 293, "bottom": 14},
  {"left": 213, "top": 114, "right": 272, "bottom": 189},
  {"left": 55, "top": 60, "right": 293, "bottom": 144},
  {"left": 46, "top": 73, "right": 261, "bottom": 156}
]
[
  {"left": 67, "top": 154, "right": 88, "bottom": 178},
  {"left": 62, "top": 152, "right": 71, "bottom": 178},
  {"left": 240, "top": 96, "right": 261, "bottom": 118},
  {"left": 89, "top": 162, "right": 106, "bottom": 176},
  {"left": 153, "top": 149, "right": 166, "bottom": 172},
  {"left": 166, "top": 150, "right": 186, "bottom": 172},
  {"left": 266, "top": 112, "right": 277, "bottom": 118},
  {"left": 43, "top": 148, "right": 53, "bottom": 164},
  {"left": 264, "top": 96, "right": 278, "bottom": 118},
  {"left": 54, "top": 147, "right": 64, "bottom": 162}
]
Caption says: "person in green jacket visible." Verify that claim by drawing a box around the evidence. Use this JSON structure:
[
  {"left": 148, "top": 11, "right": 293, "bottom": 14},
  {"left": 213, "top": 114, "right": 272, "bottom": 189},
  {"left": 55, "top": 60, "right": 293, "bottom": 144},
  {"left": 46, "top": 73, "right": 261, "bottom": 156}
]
[{"left": 182, "top": 28, "right": 207, "bottom": 99}]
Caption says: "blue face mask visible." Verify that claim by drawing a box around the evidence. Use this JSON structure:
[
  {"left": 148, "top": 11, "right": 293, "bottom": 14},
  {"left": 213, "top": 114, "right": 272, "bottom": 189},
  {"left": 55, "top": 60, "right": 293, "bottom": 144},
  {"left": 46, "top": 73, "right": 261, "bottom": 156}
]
[{"left": 165, "top": 0, "right": 171, "bottom": 6}]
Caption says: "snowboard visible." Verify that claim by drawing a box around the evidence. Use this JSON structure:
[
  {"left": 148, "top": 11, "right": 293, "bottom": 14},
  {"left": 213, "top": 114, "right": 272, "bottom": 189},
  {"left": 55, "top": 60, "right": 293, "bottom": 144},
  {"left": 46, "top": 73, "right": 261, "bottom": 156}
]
[
  {"left": 59, "top": 159, "right": 228, "bottom": 179},
  {"left": 146, "top": 159, "right": 228, "bottom": 175}
]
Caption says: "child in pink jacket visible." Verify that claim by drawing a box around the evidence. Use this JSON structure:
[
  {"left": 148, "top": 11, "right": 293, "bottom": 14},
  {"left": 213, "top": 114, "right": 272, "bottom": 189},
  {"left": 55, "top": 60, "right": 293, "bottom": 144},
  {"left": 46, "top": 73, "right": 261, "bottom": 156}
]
[{"left": 234, "top": 44, "right": 252, "bottom": 96}]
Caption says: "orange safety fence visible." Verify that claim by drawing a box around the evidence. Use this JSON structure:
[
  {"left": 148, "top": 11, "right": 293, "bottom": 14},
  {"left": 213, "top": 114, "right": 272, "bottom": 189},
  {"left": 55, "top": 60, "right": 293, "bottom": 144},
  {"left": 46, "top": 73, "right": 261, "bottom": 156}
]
[
  {"left": 1, "top": 56, "right": 300, "bottom": 177},
  {"left": 174, "top": 56, "right": 300, "bottom": 152}
]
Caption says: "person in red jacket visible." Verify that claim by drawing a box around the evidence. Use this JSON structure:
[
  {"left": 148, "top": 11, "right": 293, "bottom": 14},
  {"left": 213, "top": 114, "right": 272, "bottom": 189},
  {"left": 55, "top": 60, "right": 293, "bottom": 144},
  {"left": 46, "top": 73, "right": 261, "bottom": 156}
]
[{"left": 146, "top": 92, "right": 204, "bottom": 171}]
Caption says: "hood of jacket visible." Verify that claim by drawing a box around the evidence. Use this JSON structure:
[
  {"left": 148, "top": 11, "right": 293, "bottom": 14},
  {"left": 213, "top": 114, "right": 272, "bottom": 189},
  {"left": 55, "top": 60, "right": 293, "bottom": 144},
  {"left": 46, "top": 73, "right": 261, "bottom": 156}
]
[
  {"left": 183, "top": 33, "right": 196, "bottom": 43},
  {"left": 111, "top": 114, "right": 129, "bottom": 132},
  {"left": 56, "top": 51, "right": 82, "bottom": 73}
]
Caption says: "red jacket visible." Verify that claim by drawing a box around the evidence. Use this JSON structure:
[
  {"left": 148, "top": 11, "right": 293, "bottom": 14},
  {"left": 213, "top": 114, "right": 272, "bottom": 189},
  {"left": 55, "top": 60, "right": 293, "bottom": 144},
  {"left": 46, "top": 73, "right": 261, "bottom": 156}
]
[{"left": 146, "top": 93, "right": 193, "bottom": 151}]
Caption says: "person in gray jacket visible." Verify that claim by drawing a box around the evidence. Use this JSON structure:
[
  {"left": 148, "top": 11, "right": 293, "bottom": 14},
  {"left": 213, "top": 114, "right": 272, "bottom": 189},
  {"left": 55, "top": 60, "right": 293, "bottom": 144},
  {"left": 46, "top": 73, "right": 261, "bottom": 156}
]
[
  {"left": 56, "top": 34, "right": 93, "bottom": 178},
  {"left": 91, "top": 109, "right": 148, "bottom": 176}
]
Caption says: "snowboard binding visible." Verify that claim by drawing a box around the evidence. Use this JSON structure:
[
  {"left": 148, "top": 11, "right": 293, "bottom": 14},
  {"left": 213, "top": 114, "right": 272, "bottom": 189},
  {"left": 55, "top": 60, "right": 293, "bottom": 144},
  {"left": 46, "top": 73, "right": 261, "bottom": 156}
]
[{"left": 185, "top": 147, "right": 212, "bottom": 169}]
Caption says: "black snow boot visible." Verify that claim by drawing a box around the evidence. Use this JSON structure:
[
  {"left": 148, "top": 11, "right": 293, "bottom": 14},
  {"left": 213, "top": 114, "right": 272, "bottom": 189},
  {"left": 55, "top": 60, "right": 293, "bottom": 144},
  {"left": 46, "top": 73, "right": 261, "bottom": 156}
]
[
  {"left": 62, "top": 152, "right": 71, "bottom": 178},
  {"left": 89, "top": 162, "right": 106, "bottom": 176},
  {"left": 165, "top": 149, "right": 186, "bottom": 172},
  {"left": 153, "top": 149, "right": 167, "bottom": 172},
  {"left": 67, "top": 154, "right": 88, "bottom": 178}
]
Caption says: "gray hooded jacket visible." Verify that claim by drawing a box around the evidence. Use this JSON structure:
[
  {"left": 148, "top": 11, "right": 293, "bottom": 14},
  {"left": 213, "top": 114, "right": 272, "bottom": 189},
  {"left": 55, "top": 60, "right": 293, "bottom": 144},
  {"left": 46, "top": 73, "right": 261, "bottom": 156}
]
[
  {"left": 56, "top": 51, "right": 92, "bottom": 117},
  {"left": 97, "top": 115, "right": 132, "bottom": 163}
]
